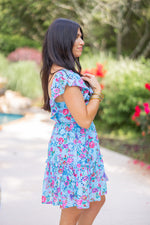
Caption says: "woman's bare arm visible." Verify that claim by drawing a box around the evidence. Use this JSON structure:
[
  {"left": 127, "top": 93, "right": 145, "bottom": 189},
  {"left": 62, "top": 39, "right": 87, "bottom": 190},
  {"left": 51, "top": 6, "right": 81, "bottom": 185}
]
[{"left": 63, "top": 85, "right": 100, "bottom": 129}]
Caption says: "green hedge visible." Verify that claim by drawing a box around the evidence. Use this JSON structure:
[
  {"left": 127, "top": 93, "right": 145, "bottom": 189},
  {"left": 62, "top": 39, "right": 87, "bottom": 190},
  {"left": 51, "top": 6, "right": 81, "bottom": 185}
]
[
  {"left": 100, "top": 57, "right": 150, "bottom": 128},
  {"left": 81, "top": 53, "right": 150, "bottom": 130},
  {"left": 0, "top": 34, "right": 41, "bottom": 55}
]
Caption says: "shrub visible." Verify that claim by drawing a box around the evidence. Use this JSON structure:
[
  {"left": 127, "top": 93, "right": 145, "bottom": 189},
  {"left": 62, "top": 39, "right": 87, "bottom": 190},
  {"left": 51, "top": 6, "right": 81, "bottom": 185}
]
[
  {"left": 132, "top": 84, "right": 150, "bottom": 136},
  {"left": 7, "top": 47, "right": 42, "bottom": 65},
  {"left": 0, "top": 54, "right": 42, "bottom": 99},
  {"left": 0, "top": 34, "right": 41, "bottom": 56},
  {"left": 81, "top": 53, "right": 150, "bottom": 130},
  {"left": 100, "top": 57, "right": 150, "bottom": 128}
]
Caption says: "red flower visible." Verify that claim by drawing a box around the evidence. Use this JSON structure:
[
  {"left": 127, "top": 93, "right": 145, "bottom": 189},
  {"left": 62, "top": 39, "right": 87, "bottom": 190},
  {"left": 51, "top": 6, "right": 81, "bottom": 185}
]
[
  {"left": 95, "top": 63, "right": 106, "bottom": 77},
  {"left": 143, "top": 103, "right": 149, "bottom": 108},
  {"left": 135, "top": 105, "right": 141, "bottom": 113},
  {"left": 145, "top": 83, "right": 150, "bottom": 91},
  {"left": 131, "top": 115, "right": 136, "bottom": 121},
  {"left": 143, "top": 102, "right": 150, "bottom": 114},
  {"left": 142, "top": 131, "right": 146, "bottom": 136},
  {"left": 82, "top": 63, "right": 107, "bottom": 77},
  {"left": 100, "top": 84, "right": 104, "bottom": 90},
  {"left": 134, "top": 112, "right": 140, "bottom": 117}
]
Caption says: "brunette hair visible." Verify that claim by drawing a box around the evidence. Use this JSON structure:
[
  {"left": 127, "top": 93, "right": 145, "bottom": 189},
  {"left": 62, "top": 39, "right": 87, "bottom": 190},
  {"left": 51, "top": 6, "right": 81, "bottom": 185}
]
[{"left": 40, "top": 18, "right": 84, "bottom": 112}]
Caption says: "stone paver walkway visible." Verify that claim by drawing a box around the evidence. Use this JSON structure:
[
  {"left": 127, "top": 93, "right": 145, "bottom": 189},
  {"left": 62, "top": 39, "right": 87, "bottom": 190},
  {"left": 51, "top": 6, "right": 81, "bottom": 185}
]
[{"left": 0, "top": 111, "right": 150, "bottom": 225}]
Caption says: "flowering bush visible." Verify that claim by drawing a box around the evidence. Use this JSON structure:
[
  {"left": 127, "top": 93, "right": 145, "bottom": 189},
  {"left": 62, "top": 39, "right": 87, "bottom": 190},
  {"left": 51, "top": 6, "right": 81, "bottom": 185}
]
[
  {"left": 132, "top": 83, "right": 150, "bottom": 136},
  {"left": 82, "top": 63, "right": 106, "bottom": 90},
  {"left": 7, "top": 47, "right": 42, "bottom": 65}
]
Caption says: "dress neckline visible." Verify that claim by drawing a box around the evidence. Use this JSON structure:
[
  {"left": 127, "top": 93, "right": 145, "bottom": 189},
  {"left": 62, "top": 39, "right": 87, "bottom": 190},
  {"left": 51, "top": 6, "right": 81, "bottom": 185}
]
[{"left": 50, "top": 68, "right": 65, "bottom": 75}]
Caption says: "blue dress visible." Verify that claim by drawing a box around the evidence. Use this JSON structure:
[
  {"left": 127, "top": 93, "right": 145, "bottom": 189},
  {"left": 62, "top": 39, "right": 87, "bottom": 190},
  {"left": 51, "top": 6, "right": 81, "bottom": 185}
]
[{"left": 41, "top": 69, "right": 108, "bottom": 209}]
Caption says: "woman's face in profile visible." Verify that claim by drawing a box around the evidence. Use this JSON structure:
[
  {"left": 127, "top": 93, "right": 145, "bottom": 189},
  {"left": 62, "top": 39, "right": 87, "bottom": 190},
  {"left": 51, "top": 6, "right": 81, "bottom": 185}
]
[{"left": 72, "top": 28, "right": 84, "bottom": 58}]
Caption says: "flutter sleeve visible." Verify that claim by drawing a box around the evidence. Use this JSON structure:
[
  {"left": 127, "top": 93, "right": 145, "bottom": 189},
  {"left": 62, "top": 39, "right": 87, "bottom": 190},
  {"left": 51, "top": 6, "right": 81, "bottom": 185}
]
[
  {"left": 50, "top": 69, "right": 93, "bottom": 122},
  {"left": 51, "top": 69, "right": 88, "bottom": 101}
]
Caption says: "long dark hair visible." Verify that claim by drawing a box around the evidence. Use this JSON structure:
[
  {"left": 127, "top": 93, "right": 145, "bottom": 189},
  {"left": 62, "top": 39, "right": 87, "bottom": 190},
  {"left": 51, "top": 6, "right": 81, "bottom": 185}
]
[{"left": 40, "top": 18, "right": 84, "bottom": 112}]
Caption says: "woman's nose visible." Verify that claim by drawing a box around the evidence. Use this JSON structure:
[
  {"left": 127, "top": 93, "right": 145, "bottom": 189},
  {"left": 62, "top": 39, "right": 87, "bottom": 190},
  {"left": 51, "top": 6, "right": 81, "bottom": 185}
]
[{"left": 80, "top": 38, "right": 84, "bottom": 45}]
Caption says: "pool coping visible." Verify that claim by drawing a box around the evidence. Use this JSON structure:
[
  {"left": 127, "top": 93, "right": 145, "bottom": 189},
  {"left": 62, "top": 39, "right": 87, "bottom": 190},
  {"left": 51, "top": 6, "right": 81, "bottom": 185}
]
[{"left": 0, "top": 112, "right": 34, "bottom": 130}]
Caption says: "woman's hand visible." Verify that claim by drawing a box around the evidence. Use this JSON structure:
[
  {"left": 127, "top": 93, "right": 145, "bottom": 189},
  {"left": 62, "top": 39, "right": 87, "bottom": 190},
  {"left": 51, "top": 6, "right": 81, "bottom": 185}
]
[{"left": 81, "top": 73, "right": 101, "bottom": 93}]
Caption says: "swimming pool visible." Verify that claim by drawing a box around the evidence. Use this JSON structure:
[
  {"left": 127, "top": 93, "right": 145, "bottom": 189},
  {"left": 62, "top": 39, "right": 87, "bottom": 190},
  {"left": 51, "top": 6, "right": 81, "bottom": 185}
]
[{"left": 0, "top": 113, "right": 24, "bottom": 125}]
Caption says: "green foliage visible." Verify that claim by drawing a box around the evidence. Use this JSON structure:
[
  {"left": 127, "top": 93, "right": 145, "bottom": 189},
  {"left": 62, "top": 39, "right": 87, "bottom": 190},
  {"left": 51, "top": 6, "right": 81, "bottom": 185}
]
[
  {"left": 0, "top": 0, "right": 150, "bottom": 58},
  {"left": 0, "top": 34, "right": 41, "bottom": 55},
  {"left": 102, "top": 58, "right": 150, "bottom": 128},
  {"left": 81, "top": 52, "right": 150, "bottom": 129},
  {"left": 0, "top": 54, "right": 42, "bottom": 98}
]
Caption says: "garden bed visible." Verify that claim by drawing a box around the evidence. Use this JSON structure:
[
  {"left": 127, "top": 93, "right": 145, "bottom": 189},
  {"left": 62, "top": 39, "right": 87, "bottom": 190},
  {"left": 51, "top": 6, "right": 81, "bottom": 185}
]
[{"left": 99, "top": 136, "right": 150, "bottom": 164}]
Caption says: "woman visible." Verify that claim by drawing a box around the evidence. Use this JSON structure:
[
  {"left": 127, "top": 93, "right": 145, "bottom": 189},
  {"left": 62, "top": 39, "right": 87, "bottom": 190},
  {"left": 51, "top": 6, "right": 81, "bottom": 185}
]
[{"left": 40, "top": 18, "right": 108, "bottom": 225}]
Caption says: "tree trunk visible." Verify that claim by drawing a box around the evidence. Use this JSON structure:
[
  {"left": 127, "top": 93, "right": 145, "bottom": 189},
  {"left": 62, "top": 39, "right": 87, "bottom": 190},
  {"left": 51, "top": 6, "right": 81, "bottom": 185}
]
[
  {"left": 116, "top": 31, "right": 122, "bottom": 60},
  {"left": 142, "top": 40, "right": 150, "bottom": 58},
  {"left": 130, "top": 21, "right": 149, "bottom": 59}
]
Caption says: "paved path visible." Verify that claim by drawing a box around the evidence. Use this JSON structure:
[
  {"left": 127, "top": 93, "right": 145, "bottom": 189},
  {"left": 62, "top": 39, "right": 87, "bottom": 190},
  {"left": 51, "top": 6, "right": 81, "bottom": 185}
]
[{"left": 0, "top": 111, "right": 150, "bottom": 225}]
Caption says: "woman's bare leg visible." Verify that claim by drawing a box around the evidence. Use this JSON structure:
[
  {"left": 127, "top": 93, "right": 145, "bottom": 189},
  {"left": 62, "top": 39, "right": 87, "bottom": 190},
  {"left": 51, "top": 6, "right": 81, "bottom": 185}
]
[
  {"left": 77, "top": 195, "right": 106, "bottom": 225},
  {"left": 59, "top": 206, "right": 84, "bottom": 225}
]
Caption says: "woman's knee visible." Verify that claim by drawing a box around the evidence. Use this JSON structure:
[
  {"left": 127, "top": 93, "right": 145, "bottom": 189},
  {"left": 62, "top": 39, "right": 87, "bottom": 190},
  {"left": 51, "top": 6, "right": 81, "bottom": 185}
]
[
  {"left": 90, "top": 195, "right": 106, "bottom": 211},
  {"left": 60, "top": 206, "right": 84, "bottom": 225},
  {"left": 101, "top": 195, "right": 106, "bottom": 205}
]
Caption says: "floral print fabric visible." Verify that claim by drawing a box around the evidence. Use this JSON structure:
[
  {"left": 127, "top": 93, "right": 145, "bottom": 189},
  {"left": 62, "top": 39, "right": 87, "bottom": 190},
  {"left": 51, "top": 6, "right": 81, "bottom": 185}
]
[{"left": 41, "top": 69, "right": 108, "bottom": 209}]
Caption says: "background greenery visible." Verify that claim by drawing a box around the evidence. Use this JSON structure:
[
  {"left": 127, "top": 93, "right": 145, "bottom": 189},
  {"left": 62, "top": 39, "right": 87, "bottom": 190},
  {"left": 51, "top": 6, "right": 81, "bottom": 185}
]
[
  {"left": 0, "top": 54, "right": 42, "bottom": 99},
  {"left": 0, "top": 0, "right": 150, "bottom": 58}
]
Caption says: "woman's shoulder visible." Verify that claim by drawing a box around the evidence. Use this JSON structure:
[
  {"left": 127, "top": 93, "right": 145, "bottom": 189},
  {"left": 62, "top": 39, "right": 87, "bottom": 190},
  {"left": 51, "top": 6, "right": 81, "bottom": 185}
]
[
  {"left": 54, "top": 68, "right": 81, "bottom": 80},
  {"left": 52, "top": 68, "right": 87, "bottom": 89}
]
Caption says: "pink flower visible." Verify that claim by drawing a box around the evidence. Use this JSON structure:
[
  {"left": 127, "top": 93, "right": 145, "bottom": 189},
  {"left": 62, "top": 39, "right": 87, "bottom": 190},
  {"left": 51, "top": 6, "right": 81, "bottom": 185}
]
[
  {"left": 66, "top": 116, "right": 71, "bottom": 120},
  {"left": 58, "top": 137, "right": 64, "bottom": 144},
  {"left": 80, "top": 128, "right": 85, "bottom": 134},
  {"left": 82, "top": 195, "right": 87, "bottom": 200},
  {"left": 63, "top": 109, "right": 69, "bottom": 115},
  {"left": 67, "top": 158, "right": 73, "bottom": 164},
  {"left": 134, "top": 112, "right": 140, "bottom": 117},
  {"left": 7, "top": 47, "right": 42, "bottom": 65},
  {"left": 135, "top": 105, "right": 141, "bottom": 113},
  {"left": 143, "top": 103, "right": 149, "bottom": 108},
  {"left": 74, "top": 139, "right": 77, "bottom": 144},
  {"left": 77, "top": 163, "right": 81, "bottom": 168},
  {"left": 143, "top": 102, "right": 150, "bottom": 114},
  {"left": 140, "top": 162, "right": 145, "bottom": 167},
  {"left": 62, "top": 200, "right": 67, "bottom": 208},
  {"left": 146, "top": 165, "right": 150, "bottom": 170},
  {"left": 133, "top": 159, "right": 139, "bottom": 164},
  {"left": 77, "top": 199, "right": 82, "bottom": 205},
  {"left": 42, "top": 196, "right": 46, "bottom": 203},
  {"left": 54, "top": 88, "right": 60, "bottom": 93},
  {"left": 145, "top": 108, "right": 150, "bottom": 114},
  {"left": 89, "top": 141, "right": 95, "bottom": 148},
  {"left": 58, "top": 169, "right": 63, "bottom": 174},
  {"left": 145, "top": 83, "right": 150, "bottom": 91}
]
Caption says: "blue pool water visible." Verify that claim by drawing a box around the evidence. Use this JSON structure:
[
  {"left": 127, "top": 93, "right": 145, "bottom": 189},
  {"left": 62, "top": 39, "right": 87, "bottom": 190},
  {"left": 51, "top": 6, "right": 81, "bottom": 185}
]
[{"left": 0, "top": 113, "right": 24, "bottom": 125}]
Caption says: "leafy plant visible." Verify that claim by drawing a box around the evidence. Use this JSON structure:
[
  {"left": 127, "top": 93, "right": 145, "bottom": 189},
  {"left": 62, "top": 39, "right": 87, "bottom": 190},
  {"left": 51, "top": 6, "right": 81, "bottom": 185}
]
[
  {"left": 0, "top": 54, "right": 42, "bottom": 99},
  {"left": 7, "top": 47, "right": 42, "bottom": 65},
  {"left": 81, "top": 53, "right": 150, "bottom": 130},
  {"left": 0, "top": 34, "right": 41, "bottom": 55},
  {"left": 132, "top": 83, "right": 150, "bottom": 136}
]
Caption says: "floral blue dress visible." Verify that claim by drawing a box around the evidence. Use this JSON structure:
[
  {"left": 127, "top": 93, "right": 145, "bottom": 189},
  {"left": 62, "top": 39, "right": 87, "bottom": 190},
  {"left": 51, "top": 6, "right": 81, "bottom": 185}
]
[{"left": 41, "top": 69, "right": 108, "bottom": 209}]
